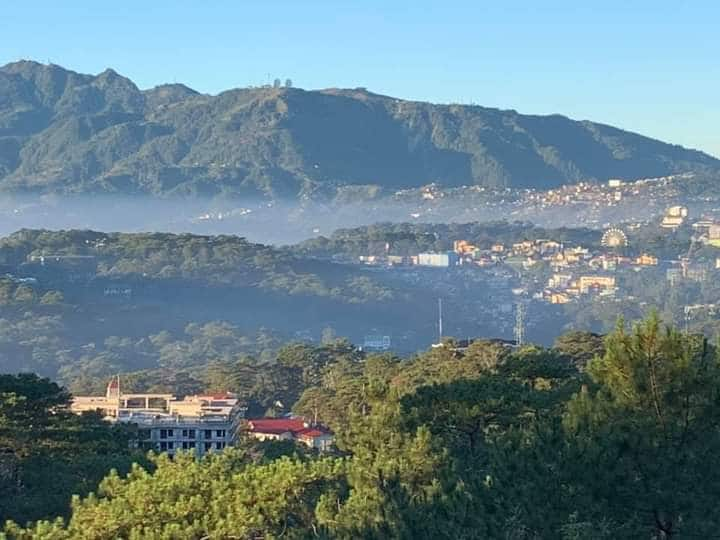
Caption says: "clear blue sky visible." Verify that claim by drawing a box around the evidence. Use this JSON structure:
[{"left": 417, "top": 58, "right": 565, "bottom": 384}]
[{"left": 2, "top": 1, "right": 718, "bottom": 157}]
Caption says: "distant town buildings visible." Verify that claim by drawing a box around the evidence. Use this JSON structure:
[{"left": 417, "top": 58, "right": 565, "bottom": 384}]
[
  {"left": 104, "top": 286, "right": 132, "bottom": 297},
  {"left": 417, "top": 252, "right": 459, "bottom": 267},
  {"left": 349, "top": 182, "right": 720, "bottom": 323},
  {"left": 661, "top": 206, "right": 689, "bottom": 229},
  {"left": 578, "top": 275, "right": 616, "bottom": 294},
  {"left": 363, "top": 334, "right": 392, "bottom": 351},
  {"left": 453, "top": 240, "right": 479, "bottom": 257},
  {"left": 708, "top": 225, "right": 720, "bottom": 247},
  {"left": 636, "top": 254, "right": 658, "bottom": 266}
]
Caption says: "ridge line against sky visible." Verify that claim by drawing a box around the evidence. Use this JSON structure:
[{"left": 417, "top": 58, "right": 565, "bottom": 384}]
[{"left": 2, "top": 0, "right": 718, "bottom": 157}]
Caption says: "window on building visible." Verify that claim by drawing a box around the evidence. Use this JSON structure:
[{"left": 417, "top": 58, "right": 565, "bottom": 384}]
[
  {"left": 167, "top": 429, "right": 174, "bottom": 438},
  {"left": 215, "top": 442, "right": 223, "bottom": 450},
  {"left": 160, "top": 429, "right": 167, "bottom": 439},
  {"left": 216, "top": 429, "right": 225, "bottom": 438},
  {"left": 188, "top": 429, "right": 196, "bottom": 439},
  {"left": 182, "top": 442, "right": 189, "bottom": 450},
  {"left": 189, "top": 442, "right": 196, "bottom": 449},
  {"left": 168, "top": 442, "right": 174, "bottom": 450},
  {"left": 182, "top": 429, "right": 188, "bottom": 438},
  {"left": 204, "top": 429, "right": 212, "bottom": 439},
  {"left": 204, "top": 442, "right": 212, "bottom": 451},
  {"left": 160, "top": 442, "right": 167, "bottom": 451}
]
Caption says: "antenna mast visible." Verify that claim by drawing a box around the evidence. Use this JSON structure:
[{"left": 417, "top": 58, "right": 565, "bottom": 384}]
[
  {"left": 438, "top": 298, "right": 443, "bottom": 342},
  {"left": 514, "top": 303, "right": 526, "bottom": 346}
]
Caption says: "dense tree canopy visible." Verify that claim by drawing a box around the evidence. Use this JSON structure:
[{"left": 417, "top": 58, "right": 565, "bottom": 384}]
[
  {"left": 3, "top": 316, "right": 720, "bottom": 538},
  {"left": 0, "top": 374, "right": 140, "bottom": 526}
]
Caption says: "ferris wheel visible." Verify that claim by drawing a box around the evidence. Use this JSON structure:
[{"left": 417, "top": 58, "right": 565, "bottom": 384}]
[{"left": 601, "top": 227, "right": 628, "bottom": 248}]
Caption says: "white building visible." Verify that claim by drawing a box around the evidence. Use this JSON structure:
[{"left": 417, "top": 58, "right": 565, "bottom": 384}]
[
  {"left": 417, "top": 252, "right": 459, "bottom": 267},
  {"left": 661, "top": 206, "right": 689, "bottom": 229},
  {"left": 71, "top": 377, "right": 246, "bottom": 457}
]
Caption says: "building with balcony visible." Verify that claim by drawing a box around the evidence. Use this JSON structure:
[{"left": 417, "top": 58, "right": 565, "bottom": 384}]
[{"left": 71, "top": 377, "right": 246, "bottom": 457}]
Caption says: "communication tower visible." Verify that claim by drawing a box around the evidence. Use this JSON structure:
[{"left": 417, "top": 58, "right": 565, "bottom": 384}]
[
  {"left": 438, "top": 298, "right": 443, "bottom": 342},
  {"left": 514, "top": 303, "right": 526, "bottom": 346}
]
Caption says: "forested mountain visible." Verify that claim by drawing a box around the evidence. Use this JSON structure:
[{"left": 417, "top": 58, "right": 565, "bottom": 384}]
[
  {"left": 0, "top": 229, "right": 429, "bottom": 382},
  {"left": 1, "top": 61, "right": 717, "bottom": 198},
  {"left": 0, "top": 228, "right": 402, "bottom": 302}
]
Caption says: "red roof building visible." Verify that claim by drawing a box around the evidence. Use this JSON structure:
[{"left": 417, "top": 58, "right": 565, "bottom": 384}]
[{"left": 246, "top": 417, "right": 334, "bottom": 451}]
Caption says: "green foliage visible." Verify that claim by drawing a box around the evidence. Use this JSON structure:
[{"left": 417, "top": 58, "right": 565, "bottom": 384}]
[
  {"left": 0, "top": 374, "right": 139, "bottom": 526},
  {"left": 0, "top": 279, "right": 60, "bottom": 307},
  {"left": 5, "top": 316, "right": 720, "bottom": 538},
  {"left": 0, "top": 230, "right": 392, "bottom": 303},
  {"left": 4, "top": 451, "right": 347, "bottom": 539},
  {"left": 564, "top": 314, "right": 720, "bottom": 537},
  {"left": 553, "top": 330, "right": 605, "bottom": 369}
]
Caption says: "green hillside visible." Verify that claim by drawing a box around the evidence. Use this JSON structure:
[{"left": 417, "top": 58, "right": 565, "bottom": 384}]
[{"left": 1, "top": 61, "right": 717, "bottom": 197}]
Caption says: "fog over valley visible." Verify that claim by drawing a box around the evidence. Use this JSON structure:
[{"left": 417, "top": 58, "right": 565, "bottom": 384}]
[{"left": 0, "top": 179, "right": 712, "bottom": 245}]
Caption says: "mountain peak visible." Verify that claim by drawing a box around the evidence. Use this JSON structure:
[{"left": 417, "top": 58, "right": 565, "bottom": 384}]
[
  {"left": 96, "top": 67, "right": 120, "bottom": 79},
  {"left": 143, "top": 83, "right": 200, "bottom": 107},
  {"left": 1, "top": 59, "right": 47, "bottom": 72}
]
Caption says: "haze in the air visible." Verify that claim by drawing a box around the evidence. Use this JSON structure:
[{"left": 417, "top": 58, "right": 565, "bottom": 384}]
[{"left": 1, "top": 0, "right": 718, "bottom": 157}]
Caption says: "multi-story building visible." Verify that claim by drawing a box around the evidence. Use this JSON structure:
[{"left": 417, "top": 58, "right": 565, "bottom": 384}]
[
  {"left": 547, "top": 273, "right": 572, "bottom": 289},
  {"left": 71, "top": 377, "right": 246, "bottom": 457},
  {"left": 577, "top": 275, "right": 616, "bottom": 294},
  {"left": 363, "top": 334, "right": 392, "bottom": 351},
  {"left": 707, "top": 225, "right": 720, "bottom": 247},
  {"left": 661, "top": 206, "right": 688, "bottom": 229},
  {"left": 417, "top": 252, "right": 459, "bottom": 267}
]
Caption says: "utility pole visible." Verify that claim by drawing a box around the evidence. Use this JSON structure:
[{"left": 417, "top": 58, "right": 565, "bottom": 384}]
[
  {"left": 438, "top": 298, "right": 443, "bottom": 343},
  {"left": 514, "top": 302, "right": 526, "bottom": 346}
]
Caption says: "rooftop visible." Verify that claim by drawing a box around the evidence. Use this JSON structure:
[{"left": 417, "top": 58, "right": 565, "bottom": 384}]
[
  {"left": 247, "top": 417, "right": 333, "bottom": 438},
  {"left": 71, "top": 378, "right": 245, "bottom": 425}
]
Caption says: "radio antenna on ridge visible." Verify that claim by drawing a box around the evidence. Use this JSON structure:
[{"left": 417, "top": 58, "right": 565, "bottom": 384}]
[
  {"left": 438, "top": 298, "right": 443, "bottom": 342},
  {"left": 514, "top": 302, "right": 526, "bottom": 346}
]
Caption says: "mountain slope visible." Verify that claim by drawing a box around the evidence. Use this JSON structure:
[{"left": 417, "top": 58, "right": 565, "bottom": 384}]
[{"left": 0, "top": 61, "right": 717, "bottom": 197}]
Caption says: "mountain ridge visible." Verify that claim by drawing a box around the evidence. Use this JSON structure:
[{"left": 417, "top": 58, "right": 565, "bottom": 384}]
[{"left": 0, "top": 60, "right": 717, "bottom": 198}]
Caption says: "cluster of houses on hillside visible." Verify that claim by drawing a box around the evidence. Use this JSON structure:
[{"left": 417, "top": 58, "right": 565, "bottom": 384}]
[
  {"left": 523, "top": 174, "right": 692, "bottom": 209},
  {"left": 357, "top": 206, "right": 720, "bottom": 308}
]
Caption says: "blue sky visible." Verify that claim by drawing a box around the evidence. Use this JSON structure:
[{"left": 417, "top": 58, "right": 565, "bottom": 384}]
[{"left": 2, "top": 1, "right": 718, "bottom": 156}]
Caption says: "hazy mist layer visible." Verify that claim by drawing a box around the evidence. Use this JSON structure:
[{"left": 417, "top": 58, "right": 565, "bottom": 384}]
[{"left": 0, "top": 194, "right": 698, "bottom": 245}]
